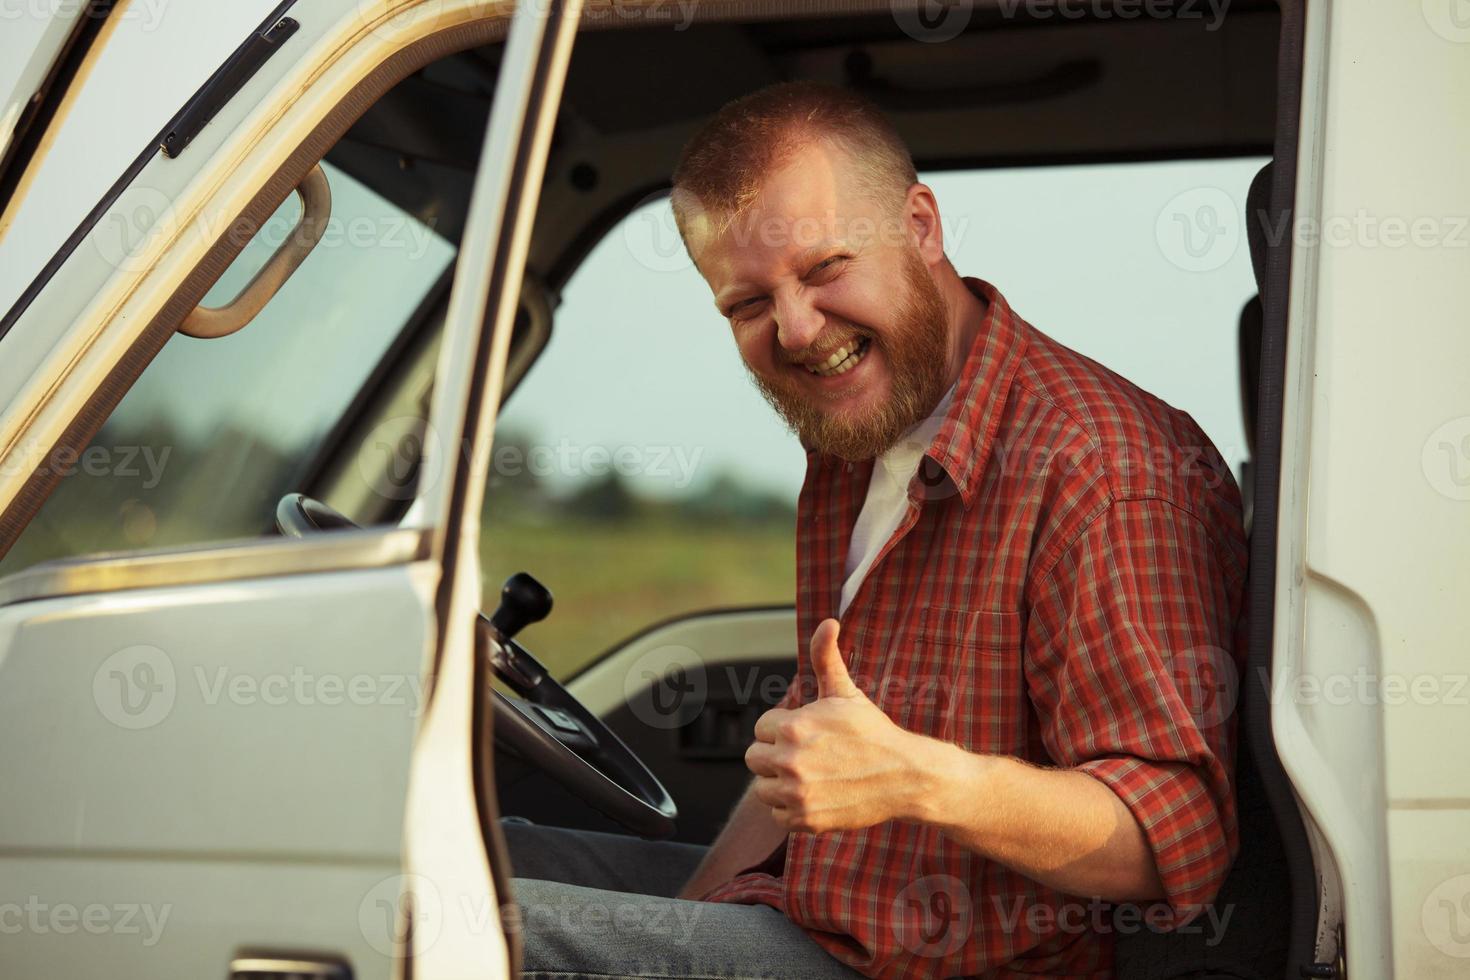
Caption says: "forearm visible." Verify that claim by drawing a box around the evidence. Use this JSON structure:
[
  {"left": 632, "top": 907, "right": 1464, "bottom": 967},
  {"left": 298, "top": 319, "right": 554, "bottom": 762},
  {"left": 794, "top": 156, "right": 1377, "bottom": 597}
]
[
  {"left": 677, "top": 780, "right": 787, "bottom": 900},
  {"left": 904, "top": 737, "right": 1166, "bottom": 903}
]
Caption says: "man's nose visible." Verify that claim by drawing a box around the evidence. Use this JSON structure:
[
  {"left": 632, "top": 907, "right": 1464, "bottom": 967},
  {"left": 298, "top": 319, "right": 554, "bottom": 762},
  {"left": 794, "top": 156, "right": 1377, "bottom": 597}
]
[{"left": 773, "top": 293, "right": 824, "bottom": 352}]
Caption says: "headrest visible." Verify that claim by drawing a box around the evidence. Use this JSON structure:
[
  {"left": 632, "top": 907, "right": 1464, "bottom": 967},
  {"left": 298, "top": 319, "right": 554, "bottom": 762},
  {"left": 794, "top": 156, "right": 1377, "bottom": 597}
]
[{"left": 1245, "top": 162, "right": 1275, "bottom": 294}]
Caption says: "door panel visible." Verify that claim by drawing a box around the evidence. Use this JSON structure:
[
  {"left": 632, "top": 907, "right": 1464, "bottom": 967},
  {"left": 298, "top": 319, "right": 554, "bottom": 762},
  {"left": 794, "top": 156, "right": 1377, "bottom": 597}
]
[
  {"left": 0, "top": 557, "right": 435, "bottom": 978},
  {"left": 2, "top": 857, "right": 390, "bottom": 980},
  {"left": 0, "top": 0, "right": 570, "bottom": 977}
]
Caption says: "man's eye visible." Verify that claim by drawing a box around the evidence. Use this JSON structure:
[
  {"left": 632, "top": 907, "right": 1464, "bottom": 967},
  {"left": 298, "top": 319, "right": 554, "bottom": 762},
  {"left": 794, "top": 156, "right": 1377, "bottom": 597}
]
[
  {"left": 728, "top": 299, "right": 765, "bottom": 321},
  {"left": 810, "top": 256, "right": 845, "bottom": 277}
]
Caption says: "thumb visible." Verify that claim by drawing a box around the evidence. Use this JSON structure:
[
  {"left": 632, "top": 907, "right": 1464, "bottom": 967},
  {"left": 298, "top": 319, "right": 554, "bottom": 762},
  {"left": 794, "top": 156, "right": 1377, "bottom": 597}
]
[{"left": 811, "top": 618, "right": 860, "bottom": 699}]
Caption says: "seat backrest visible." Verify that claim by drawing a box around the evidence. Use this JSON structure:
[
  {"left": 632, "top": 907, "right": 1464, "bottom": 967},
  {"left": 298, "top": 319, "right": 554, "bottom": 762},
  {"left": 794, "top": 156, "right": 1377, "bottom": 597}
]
[
  {"left": 1113, "top": 162, "right": 1292, "bottom": 980},
  {"left": 1236, "top": 162, "right": 1274, "bottom": 530},
  {"left": 1238, "top": 162, "right": 1274, "bottom": 461}
]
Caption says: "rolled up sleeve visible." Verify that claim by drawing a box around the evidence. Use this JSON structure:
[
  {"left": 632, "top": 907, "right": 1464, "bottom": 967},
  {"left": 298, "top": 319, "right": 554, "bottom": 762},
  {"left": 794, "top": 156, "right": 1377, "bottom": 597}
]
[{"left": 1025, "top": 495, "right": 1247, "bottom": 919}]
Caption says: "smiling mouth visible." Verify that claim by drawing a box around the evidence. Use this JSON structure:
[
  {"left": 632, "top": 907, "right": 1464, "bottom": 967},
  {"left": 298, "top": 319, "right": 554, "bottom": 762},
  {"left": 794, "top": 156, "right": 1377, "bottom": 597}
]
[{"left": 805, "top": 337, "right": 872, "bottom": 378}]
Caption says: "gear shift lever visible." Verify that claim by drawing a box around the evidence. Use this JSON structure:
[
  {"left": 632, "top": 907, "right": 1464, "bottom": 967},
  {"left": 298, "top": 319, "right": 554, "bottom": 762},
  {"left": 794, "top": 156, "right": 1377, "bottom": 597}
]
[
  {"left": 482, "top": 573, "right": 554, "bottom": 694},
  {"left": 490, "top": 572, "right": 553, "bottom": 641}
]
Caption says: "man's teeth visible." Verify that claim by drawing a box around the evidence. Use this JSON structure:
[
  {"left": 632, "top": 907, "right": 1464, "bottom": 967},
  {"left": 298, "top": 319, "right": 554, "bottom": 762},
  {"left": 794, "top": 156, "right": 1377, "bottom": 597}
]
[{"left": 808, "top": 339, "right": 869, "bottom": 377}]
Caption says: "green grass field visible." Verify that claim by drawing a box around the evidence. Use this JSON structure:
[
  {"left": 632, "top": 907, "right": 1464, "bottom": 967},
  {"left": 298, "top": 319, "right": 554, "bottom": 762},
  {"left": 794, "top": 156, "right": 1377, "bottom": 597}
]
[{"left": 479, "top": 518, "right": 795, "bottom": 678}]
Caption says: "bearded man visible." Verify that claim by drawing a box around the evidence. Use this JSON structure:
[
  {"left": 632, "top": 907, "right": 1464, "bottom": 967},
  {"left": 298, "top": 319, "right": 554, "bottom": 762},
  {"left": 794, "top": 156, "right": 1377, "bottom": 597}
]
[{"left": 505, "top": 81, "right": 1247, "bottom": 980}]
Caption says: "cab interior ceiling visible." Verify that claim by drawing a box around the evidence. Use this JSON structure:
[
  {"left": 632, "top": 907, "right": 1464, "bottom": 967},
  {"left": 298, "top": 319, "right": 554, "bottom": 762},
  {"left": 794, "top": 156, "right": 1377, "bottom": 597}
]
[{"left": 323, "top": 1, "right": 1279, "bottom": 298}]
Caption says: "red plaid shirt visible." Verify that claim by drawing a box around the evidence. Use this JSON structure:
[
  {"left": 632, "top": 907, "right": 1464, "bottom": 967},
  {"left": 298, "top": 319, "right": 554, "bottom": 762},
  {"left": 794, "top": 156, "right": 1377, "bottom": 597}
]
[{"left": 703, "top": 278, "right": 1248, "bottom": 978}]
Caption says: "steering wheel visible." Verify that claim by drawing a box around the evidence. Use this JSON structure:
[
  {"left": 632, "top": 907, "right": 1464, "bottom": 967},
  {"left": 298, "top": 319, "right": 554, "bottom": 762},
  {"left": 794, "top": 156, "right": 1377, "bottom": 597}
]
[{"left": 275, "top": 493, "right": 679, "bottom": 839}]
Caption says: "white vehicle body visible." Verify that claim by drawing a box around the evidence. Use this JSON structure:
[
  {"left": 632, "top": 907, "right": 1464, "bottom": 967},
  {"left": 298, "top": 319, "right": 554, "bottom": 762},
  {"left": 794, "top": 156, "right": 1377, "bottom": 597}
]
[{"left": 0, "top": 1, "right": 1464, "bottom": 978}]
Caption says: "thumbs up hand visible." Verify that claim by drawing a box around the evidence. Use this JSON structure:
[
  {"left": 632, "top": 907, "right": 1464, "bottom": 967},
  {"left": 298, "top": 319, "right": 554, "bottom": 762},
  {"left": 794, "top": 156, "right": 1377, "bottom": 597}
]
[{"left": 746, "top": 619, "right": 928, "bottom": 834}]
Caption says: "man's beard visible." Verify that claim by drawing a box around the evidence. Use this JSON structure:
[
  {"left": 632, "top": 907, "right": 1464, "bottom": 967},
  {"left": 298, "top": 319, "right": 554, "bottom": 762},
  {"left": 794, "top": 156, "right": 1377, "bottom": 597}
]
[{"left": 747, "top": 249, "right": 951, "bottom": 461}]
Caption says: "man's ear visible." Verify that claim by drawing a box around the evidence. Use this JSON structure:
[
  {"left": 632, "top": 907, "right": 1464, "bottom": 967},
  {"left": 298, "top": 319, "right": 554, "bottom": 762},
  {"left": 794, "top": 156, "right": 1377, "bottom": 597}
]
[{"left": 906, "top": 183, "right": 946, "bottom": 266}]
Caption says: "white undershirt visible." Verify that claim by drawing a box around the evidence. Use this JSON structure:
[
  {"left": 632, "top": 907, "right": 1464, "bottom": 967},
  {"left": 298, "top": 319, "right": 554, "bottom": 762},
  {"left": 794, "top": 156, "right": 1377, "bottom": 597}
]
[{"left": 838, "top": 384, "right": 957, "bottom": 616}]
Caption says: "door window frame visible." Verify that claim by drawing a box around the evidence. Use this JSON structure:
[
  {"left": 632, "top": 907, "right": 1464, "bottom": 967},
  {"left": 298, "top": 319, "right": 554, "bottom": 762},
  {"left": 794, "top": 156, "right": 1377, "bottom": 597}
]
[{"left": 0, "top": 1, "right": 521, "bottom": 589}]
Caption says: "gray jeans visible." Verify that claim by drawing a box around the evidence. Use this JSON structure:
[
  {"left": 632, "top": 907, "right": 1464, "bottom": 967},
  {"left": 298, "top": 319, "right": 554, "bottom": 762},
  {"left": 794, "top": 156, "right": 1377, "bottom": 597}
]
[{"left": 502, "top": 820, "right": 864, "bottom": 979}]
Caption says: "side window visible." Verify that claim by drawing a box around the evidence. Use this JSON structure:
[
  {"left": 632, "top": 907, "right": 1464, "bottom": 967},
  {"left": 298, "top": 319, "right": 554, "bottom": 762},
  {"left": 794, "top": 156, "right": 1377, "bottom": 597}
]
[
  {"left": 481, "top": 197, "right": 805, "bottom": 678},
  {"left": 0, "top": 161, "right": 456, "bottom": 575},
  {"left": 486, "top": 158, "right": 1265, "bottom": 680}
]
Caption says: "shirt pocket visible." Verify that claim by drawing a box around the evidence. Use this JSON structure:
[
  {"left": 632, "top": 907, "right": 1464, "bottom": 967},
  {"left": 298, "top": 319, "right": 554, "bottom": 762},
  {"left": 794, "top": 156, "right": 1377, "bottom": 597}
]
[{"left": 910, "top": 606, "right": 1027, "bottom": 753}]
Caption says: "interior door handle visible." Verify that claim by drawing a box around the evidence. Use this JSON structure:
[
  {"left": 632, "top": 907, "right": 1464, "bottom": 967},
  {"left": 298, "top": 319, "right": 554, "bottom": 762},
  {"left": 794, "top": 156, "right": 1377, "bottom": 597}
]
[
  {"left": 179, "top": 162, "right": 332, "bottom": 340},
  {"left": 228, "top": 953, "right": 351, "bottom": 979}
]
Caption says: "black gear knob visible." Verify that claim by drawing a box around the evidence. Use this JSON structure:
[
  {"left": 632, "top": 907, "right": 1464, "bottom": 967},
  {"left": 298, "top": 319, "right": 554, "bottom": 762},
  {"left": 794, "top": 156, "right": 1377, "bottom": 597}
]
[{"left": 490, "top": 572, "right": 553, "bottom": 640}]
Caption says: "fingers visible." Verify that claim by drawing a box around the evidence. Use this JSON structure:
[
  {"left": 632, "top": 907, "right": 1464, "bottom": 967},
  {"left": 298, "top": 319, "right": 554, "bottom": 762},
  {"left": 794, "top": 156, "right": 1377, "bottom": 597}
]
[
  {"left": 744, "top": 740, "right": 780, "bottom": 777},
  {"left": 752, "top": 775, "right": 782, "bottom": 807},
  {"left": 753, "top": 706, "right": 796, "bottom": 744},
  {"left": 753, "top": 775, "right": 802, "bottom": 812},
  {"left": 756, "top": 792, "right": 814, "bottom": 835}
]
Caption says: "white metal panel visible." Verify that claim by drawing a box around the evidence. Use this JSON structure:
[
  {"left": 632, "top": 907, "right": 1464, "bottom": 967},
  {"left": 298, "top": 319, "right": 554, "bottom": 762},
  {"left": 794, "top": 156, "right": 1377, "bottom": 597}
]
[
  {"left": 1, "top": 858, "right": 406, "bottom": 980},
  {"left": 1275, "top": 1, "right": 1470, "bottom": 976},
  {"left": 0, "top": 566, "right": 428, "bottom": 856},
  {"left": 0, "top": 561, "right": 436, "bottom": 977}
]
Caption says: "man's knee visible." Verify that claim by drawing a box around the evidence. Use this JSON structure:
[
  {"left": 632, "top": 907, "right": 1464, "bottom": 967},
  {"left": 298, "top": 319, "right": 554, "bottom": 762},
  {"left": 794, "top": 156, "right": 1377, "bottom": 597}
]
[{"left": 510, "top": 878, "right": 691, "bottom": 975}]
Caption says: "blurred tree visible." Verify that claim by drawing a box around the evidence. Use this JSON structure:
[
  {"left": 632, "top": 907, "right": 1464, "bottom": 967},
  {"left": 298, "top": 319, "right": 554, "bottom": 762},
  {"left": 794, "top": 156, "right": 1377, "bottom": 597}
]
[{"left": 564, "top": 470, "right": 638, "bottom": 522}]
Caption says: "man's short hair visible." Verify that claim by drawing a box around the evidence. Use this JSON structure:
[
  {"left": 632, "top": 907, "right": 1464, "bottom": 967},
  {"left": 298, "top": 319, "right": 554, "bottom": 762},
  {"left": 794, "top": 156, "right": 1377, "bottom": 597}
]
[{"left": 670, "top": 81, "right": 918, "bottom": 249}]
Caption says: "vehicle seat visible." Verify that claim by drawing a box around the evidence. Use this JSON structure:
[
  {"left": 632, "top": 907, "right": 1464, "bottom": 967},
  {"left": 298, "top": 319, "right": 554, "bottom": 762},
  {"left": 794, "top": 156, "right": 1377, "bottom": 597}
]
[{"left": 1112, "top": 162, "right": 1291, "bottom": 980}]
